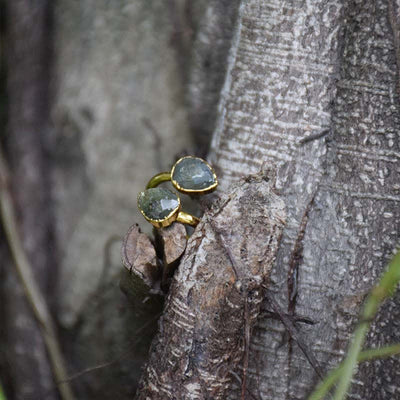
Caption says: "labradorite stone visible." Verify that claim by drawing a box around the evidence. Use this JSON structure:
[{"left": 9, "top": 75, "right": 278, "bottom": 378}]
[
  {"left": 172, "top": 157, "right": 216, "bottom": 190},
  {"left": 138, "top": 188, "right": 179, "bottom": 220}
]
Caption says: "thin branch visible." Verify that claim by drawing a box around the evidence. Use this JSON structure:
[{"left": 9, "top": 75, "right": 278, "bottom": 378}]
[
  {"left": 298, "top": 129, "right": 330, "bottom": 145},
  {"left": 229, "top": 370, "right": 259, "bottom": 400},
  {"left": 263, "top": 289, "right": 324, "bottom": 380},
  {"left": 241, "top": 297, "right": 251, "bottom": 400},
  {"left": 0, "top": 147, "right": 76, "bottom": 400}
]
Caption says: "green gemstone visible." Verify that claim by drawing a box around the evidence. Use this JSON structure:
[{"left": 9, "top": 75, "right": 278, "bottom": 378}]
[
  {"left": 138, "top": 188, "right": 179, "bottom": 220},
  {"left": 172, "top": 157, "right": 216, "bottom": 191}
]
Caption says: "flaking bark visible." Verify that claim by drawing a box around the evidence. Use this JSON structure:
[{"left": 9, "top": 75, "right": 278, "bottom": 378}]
[
  {"left": 135, "top": 171, "right": 286, "bottom": 399},
  {"left": 120, "top": 223, "right": 187, "bottom": 319}
]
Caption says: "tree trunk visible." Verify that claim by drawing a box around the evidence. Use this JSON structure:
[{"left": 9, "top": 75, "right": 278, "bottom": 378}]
[
  {"left": 138, "top": 0, "right": 400, "bottom": 398},
  {"left": 1, "top": 0, "right": 400, "bottom": 399}
]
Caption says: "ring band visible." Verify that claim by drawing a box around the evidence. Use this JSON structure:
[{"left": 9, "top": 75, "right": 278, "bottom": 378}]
[
  {"left": 146, "top": 172, "right": 171, "bottom": 189},
  {"left": 146, "top": 156, "right": 218, "bottom": 195},
  {"left": 137, "top": 188, "right": 200, "bottom": 228},
  {"left": 175, "top": 212, "right": 200, "bottom": 227},
  {"left": 138, "top": 156, "right": 217, "bottom": 229}
]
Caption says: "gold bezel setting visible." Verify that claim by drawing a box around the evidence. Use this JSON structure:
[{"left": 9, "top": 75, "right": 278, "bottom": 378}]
[
  {"left": 137, "top": 188, "right": 181, "bottom": 228},
  {"left": 170, "top": 156, "right": 218, "bottom": 195},
  {"left": 138, "top": 156, "right": 218, "bottom": 228}
]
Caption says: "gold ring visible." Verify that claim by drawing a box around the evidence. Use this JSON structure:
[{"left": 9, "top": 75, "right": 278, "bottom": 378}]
[
  {"left": 137, "top": 187, "right": 200, "bottom": 228},
  {"left": 146, "top": 156, "right": 218, "bottom": 195}
]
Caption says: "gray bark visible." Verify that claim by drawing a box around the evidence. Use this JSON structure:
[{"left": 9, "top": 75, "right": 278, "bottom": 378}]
[
  {"left": 137, "top": 0, "right": 400, "bottom": 398},
  {"left": 2, "top": 0, "right": 400, "bottom": 399},
  {"left": 136, "top": 172, "right": 286, "bottom": 399},
  {"left": 205, "top": 0, "right": 400, "bottom": 399}
]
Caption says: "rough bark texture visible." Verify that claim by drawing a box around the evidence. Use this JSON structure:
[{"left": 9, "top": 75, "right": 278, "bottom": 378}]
[
  {"left": 122, "top": 224, "right": 159, "bottom": 289},
  {"left": 136, "top": 172, "right": 286, "bottom": 399},
  {"left": 2, "top": 0, "right": 400, "bottom": 399},
  {"left": 205, "top": 0, "right": 400, "bottom": 399},
  {"left": 156, "top": 223, "right": 187, "bottom": 266}
]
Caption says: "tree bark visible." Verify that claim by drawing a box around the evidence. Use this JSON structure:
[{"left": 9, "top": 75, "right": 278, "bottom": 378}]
[
  {"left": 138, "top": 0, "right": 400, "bottom": 399},
  {"left": 2, "top": 0, "right": 400, "bottom": 399},
  {"left": 136, "top": 172, "right": 286, "bottom": 399}
]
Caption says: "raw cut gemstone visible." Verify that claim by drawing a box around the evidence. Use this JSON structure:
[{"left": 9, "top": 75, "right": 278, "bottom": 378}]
[
  {"left": 138, "top": 188, "right": 179, "bottom": 220},
  {"left": 172, "top": 157, "right": 216, "bottom": 191}
]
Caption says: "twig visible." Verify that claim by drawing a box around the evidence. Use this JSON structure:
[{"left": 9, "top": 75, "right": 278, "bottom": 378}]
[
  {"left": 229, "top": 370, "right": 259, "bottom": 400},
  {"left": 263, "top": 289, "right": 324, "bottom": 380},
  {"left": 0, "top": 147, "right": 76, "bottom": 400},
  {"left": 208, "top": 220, "right": 239, "bottom": 280},
  {"left": 241, "top": 297, "right": 251, "bottom": 400},
  {"left": 208, "top": 220, "right": 255, "bottom": 399},
  {"left": 263, "top": 310, "right": 316, "bottom": 326},
  {"left": 299, "top": 129, "right": 330, "bottom": 145},
  {"left": 287, "top": 192, "right": 317, "bottom": 314}
]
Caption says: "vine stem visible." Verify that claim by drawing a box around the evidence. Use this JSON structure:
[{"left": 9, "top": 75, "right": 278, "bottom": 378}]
[
  {"left": 332, "top": 251, "right": 400, "bottom": 400},
  {"left": 308, "top": 251, "right": 400, "bottom": 400},
  {"left": 0, "top": 147, "right": 76, "bottom": 400},
  {"left": 309, "top": 344, "right": 400, "bottom": 400}
]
